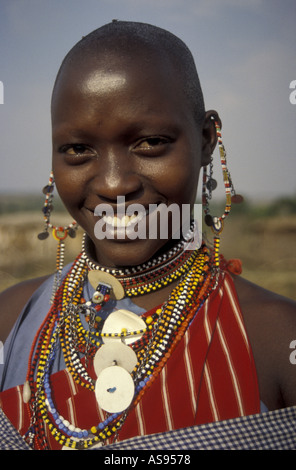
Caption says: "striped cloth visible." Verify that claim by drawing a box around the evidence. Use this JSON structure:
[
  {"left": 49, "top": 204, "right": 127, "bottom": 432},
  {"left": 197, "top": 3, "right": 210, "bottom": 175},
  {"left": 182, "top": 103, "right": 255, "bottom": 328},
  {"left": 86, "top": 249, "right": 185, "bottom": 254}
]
[{"left": 0, "top": 271, "right": 261, "bottom": 449}]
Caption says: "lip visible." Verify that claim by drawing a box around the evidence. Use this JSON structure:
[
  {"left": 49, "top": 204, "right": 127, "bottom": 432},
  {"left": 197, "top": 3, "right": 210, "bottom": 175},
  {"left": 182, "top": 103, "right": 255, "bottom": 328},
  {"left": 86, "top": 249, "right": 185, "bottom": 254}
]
[
  {"left": 102, "top": 209, "right": 148, "bottom": 240},
  {"left": 88, "top": 202, "right": 163, "bottom": 242},
  {"left": 88, "top": 201, "right": 162, "bottom": 218},
  {"left": 102, "top": 209, "right": 148, "bottom": 228}
]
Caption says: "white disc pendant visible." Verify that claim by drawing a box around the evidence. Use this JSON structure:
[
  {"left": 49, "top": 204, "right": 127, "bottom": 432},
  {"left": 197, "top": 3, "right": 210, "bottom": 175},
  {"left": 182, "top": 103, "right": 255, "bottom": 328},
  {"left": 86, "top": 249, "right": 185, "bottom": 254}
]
[
  {"left": 88, "top": 271, "right": 125, "bottom": 300},
  {"left": 93, "top": 342, "right": 138, "bottom": 377},
  {"left": 95, "top": 366, "right": 135, "bottom": 413},
  {"left": 101, "top": 309, "right": 147, "bottom": 345}
]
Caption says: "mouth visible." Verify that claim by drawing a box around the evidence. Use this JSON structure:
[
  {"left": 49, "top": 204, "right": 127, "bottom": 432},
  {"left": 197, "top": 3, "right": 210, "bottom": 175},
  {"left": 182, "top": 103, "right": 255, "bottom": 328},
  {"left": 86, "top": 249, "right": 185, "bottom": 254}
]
[
  {"left": 89, "top": 204, "right": 159, "bottom": 241},
  {"left": 102, "top": 209, "right": 149, "bottom": 229},
  {"left": 87, "top": 199, "right": 185, "bottom": 243}
]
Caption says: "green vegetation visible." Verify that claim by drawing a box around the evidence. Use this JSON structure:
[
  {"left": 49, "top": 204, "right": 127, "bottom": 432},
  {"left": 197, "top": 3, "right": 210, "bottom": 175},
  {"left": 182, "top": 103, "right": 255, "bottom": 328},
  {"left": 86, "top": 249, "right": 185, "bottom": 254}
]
[
  {"left": 0, "top": 193, "right": 67, "bottom": 215},
  {"left": 206, "top": 194, "right": 296, "bottom": 219}
]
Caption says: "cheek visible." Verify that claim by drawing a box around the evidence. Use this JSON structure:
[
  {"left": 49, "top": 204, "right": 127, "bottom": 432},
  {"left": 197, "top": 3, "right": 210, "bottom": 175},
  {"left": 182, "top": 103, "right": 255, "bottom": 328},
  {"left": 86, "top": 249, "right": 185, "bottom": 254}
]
[
  {"left": 156, "top": 154, "right": 200, "bottom": 204},
  {"left": 52, "top": 160, "right": 85, "bottom": 211}
]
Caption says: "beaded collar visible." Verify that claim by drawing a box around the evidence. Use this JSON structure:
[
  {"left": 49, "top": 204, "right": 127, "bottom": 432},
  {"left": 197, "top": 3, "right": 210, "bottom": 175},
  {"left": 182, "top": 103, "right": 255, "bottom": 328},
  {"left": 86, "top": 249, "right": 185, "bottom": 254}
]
[
  {"left": 81, "top": 221, "right": 197, "bottom": 275},
  {"left": 23, "top": 228, "right": 220, "bottom": 450},
  {"left": 81, "top": 222, "right": 199, "bottom": 297}
]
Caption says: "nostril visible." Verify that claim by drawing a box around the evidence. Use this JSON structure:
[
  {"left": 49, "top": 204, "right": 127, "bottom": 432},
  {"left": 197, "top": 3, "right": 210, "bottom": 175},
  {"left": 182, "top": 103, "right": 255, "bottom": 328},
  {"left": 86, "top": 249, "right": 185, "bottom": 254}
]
[{"left": 98, "top": 187, "right": 144, "bottom": 204}]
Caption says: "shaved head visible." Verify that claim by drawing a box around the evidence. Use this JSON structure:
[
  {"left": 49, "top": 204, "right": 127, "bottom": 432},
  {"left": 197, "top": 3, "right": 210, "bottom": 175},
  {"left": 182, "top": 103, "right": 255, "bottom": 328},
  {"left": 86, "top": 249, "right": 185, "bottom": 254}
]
[{"left": 52, "top": 20, "right": 205, "bottom": 125}]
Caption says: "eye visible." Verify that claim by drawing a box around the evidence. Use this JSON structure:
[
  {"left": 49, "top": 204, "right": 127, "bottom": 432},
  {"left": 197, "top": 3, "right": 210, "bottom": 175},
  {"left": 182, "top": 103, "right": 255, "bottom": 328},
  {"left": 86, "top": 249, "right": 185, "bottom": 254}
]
[
  {"left": 133, "top": 137, "right": 172, "bottom": 156},
  {"left": 59, "top": 144, "right": 97, "bottom": 160}
]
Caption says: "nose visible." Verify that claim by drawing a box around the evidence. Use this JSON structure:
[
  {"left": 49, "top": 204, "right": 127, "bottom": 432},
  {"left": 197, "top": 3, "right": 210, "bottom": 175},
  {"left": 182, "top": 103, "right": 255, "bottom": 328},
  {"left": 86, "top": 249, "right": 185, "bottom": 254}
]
[{"left": 91, "top": 147, "right": 143, "bottom": 203}]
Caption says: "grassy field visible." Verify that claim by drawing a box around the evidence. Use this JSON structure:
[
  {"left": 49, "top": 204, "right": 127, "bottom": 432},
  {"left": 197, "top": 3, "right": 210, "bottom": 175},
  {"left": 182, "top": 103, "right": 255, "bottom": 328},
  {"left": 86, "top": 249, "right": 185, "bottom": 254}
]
[{"left": 0, "top": 195, "right": 295, "bottom": 300}]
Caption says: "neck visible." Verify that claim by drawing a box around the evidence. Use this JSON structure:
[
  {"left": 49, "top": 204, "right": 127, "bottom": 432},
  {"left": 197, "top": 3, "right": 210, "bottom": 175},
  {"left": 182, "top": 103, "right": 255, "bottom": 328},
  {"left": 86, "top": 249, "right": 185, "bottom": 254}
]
[{"left": 82, "top": 221, "right": 198, "bottom": 276}]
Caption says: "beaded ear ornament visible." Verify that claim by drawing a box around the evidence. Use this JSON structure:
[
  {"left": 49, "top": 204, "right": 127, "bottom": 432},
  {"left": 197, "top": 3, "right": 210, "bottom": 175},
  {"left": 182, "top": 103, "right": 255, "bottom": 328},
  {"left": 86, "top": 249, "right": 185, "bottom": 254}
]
[
  {"left": 202, "top": 118, "right": 244, "bottom": 268},
  {"left": 38, "top": 170, "right": 78, "bottom": 296}
]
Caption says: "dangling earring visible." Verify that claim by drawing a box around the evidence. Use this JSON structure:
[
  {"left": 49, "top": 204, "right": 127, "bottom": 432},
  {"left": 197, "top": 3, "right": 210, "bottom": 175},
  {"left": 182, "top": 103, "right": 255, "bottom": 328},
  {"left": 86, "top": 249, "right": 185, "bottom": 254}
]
[
  {"left": 202, "top": 118, "right": 243, "bottom": 269},
  {"left": 38, "top": 170, "right": 78, "bottom": 298}
]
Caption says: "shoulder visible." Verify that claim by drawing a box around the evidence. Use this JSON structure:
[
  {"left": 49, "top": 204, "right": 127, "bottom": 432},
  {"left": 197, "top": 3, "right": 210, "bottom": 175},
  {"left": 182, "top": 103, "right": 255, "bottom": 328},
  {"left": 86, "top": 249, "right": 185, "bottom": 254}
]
[
  {"left": 233, "top": 273, "right": 296, "bottom": 319},
  {"left": 233, "top": 274, "right": 296, "bottom": 338},
  {"left": 0, "top": 276, "right": 51, "bottom": 342},
  {"left": 232, "top": 274, "right": 296, "bottom": 409}
]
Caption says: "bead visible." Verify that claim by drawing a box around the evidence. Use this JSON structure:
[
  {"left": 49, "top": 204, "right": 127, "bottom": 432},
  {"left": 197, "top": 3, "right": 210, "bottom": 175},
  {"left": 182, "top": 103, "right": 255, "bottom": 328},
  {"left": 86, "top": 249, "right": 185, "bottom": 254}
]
[
  {"left": 92, "top": 292, "right": 104, "bottom": 304},
  {"left": 42, "top": 184, "right": 54, "bottom": 194},
  {"left": 26, "top": 226, "right": 220, "bottom": 450},
  {"left": 22, "top": 381, "right": 31, "bottom": 403}
]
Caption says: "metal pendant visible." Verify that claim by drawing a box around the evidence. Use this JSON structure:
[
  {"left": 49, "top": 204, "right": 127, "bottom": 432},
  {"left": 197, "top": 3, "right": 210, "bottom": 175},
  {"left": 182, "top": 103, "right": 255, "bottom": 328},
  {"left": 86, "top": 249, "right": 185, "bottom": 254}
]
[
  {"left": 95, "top": 365, "right": 135, "bottom": 413},
  {"left": 93, "top": 342, "right": 138, "bottom": 377},
  {"left": 101, "top": 309, "right": 146, "bottom": 345},
  {"left": 88, "top": 270, "right": 125, "bottom": 300}
]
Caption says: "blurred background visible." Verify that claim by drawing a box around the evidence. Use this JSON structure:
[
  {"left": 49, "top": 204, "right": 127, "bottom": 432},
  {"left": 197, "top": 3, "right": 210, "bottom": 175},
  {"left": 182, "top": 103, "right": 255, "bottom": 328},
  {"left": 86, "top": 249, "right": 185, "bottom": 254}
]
[{"left": 0, "top": 0, "right": 295, "bottom": 299}]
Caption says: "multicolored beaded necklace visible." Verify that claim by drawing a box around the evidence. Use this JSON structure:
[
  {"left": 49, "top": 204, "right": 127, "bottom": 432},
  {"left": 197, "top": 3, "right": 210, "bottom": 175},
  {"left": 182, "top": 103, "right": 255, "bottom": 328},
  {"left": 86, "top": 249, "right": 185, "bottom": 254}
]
[{"left": 23, "top": 229, "right": 220, "bottom": 450}]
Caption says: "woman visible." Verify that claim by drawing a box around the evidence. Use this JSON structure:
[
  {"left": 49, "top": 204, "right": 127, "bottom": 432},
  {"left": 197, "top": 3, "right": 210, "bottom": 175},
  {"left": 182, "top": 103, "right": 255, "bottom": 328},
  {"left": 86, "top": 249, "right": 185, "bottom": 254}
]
[{"left": 0, "top": 21, "right": 295, "bottom": 450}]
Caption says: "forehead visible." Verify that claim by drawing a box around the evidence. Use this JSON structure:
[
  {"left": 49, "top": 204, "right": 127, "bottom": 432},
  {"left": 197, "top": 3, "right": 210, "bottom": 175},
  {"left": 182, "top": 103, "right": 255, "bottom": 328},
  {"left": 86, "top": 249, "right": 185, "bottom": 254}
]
[{"left": 52, "top": 47, "right": 190, "bottom": 116}]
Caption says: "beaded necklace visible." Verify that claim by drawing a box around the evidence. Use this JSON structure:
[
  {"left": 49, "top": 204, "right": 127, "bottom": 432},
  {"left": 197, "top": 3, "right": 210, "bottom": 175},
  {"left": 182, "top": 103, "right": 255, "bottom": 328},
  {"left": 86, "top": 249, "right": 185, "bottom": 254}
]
[{"left": 24, "top": 234, "right": 219, "bottom": 450}]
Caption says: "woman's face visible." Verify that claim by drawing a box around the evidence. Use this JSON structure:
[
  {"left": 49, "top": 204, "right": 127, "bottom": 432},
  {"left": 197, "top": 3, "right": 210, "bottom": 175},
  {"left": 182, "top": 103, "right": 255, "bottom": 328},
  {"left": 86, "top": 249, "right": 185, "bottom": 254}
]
[{"left": 51, "top": 52, "right": 208, "bottom": 267}]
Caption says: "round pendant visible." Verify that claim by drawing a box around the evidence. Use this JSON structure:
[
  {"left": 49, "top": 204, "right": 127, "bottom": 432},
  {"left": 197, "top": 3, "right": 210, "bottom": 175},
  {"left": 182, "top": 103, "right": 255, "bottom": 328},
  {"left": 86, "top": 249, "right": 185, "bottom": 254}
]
[
  {"left": 212, "top": 217, "right": 224, "bottom": 234},
  {"left": 206, "top": 178, "right": 217, "bottom": 191},
  {"left": 88, "top": 271, "right": 125, "bottom": 300},
  {"left": 101, "top": 309, "right": 146, "bottom": 345},
  {"left": 68, "top": 227, "right": 77, "bottom": 238},
  {"left": 231, "top": 194, "right": 244, "bottom": 204},
  {"left": 93, "top": 342, "right": 138, "bottom": 377},
  {"left": 204, "top": 214, "right": 214, "bottom": 227},
  {"left": 95, "top": 365, "right": 135, "bottom": 413},
  {"left": 37, "top": 231, "right": 49, "bottom": 240}
]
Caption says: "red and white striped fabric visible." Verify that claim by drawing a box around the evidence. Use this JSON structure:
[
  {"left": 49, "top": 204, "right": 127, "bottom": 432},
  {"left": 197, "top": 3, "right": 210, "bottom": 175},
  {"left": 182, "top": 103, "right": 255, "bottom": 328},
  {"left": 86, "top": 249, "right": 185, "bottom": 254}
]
[{"left": 0, "top": 271, "right": 260, "bottom": 449}]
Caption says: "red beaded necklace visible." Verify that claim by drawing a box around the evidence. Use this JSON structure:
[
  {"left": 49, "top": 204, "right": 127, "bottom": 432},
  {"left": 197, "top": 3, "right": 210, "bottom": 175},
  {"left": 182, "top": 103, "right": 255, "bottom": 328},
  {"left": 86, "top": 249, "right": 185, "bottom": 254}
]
[{"left": 23, "top": 238, "right": 219, "bottom": 450}]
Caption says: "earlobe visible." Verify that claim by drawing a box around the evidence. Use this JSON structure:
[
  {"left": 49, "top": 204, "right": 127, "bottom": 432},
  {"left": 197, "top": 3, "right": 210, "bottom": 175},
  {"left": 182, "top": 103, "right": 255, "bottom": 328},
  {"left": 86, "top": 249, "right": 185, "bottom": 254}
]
[{"left": 201, "top": 110, "right": 221, "bottom": 167}]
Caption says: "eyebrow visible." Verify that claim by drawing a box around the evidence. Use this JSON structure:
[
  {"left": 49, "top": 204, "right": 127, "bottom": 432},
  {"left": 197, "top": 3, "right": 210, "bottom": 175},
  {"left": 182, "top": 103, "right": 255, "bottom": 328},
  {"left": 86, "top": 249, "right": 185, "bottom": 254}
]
[{"left": 52, "top": 118, "right": 183, "bottom": 141}]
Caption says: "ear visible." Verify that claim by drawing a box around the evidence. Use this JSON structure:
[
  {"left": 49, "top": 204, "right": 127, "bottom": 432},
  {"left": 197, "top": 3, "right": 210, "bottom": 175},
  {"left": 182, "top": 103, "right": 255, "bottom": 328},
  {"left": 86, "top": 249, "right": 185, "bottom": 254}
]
[{"left": 201, "top": 110, "right": 221, "bottom": 167}]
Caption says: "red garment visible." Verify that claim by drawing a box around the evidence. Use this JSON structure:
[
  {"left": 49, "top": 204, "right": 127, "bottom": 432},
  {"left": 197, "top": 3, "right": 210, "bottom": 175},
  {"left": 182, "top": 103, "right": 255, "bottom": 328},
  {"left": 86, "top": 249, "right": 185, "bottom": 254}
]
[{"left": 0, "top": 271, "right": 260, "bottom": 449}]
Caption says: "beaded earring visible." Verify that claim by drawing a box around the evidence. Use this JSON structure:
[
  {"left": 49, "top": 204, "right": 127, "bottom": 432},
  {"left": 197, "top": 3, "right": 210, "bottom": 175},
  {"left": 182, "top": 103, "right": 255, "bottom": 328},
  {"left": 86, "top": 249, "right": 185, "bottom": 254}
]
[
  {"left": 202, "top": 119, "right": 243, "bottom": 268},
  {"left": 38, "top": 170, "right": 78, "bottom": 297}
]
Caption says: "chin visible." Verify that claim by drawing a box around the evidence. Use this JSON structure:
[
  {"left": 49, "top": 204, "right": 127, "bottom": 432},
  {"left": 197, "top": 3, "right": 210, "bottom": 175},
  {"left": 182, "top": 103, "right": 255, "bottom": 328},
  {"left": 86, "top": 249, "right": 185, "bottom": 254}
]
[{"left": 90, "top": 236, "right": 170, "bottom": 268}]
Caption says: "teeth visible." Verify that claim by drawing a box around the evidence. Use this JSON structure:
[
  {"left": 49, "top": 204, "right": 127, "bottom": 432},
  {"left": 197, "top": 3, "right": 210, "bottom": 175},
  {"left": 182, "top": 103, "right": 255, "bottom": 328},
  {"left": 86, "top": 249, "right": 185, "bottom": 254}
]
[{"left": 102, "top": 210, "right": 148, "bottom": 228}]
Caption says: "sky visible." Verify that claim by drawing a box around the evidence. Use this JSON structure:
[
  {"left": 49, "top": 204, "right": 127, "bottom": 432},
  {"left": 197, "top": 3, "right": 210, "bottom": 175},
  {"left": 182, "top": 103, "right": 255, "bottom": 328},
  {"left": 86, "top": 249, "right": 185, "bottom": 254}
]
[{"left": 0, "top": 0, "right": 295, "bottom": 202}]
